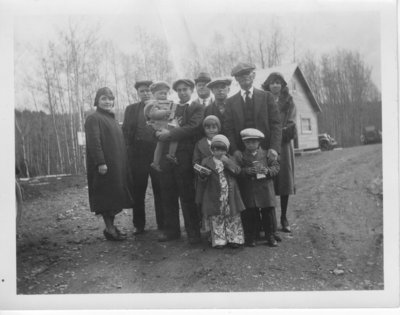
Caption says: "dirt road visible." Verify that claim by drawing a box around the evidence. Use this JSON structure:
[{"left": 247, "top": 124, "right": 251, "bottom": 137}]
[{"left": 17, "top": 144, "right": 383, "bottom": 293}]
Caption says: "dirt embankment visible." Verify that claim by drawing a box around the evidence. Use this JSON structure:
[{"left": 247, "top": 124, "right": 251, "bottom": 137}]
[{"left": 16, "top": 144, "right": 383, "bottom": 294}]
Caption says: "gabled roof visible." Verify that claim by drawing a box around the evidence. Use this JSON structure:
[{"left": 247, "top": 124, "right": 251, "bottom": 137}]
[{"left": 229, "top": 63, "right": 321, "bottom": 113}]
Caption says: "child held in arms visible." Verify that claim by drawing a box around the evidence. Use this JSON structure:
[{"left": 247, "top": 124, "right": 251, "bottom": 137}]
[
  {"left": 144, "top": 81, "right": 179, "bottom": 171},
  {"left": 236, "top": 128, "right": 280, "bottom": 247},
  {"left": 197, "top": 134, "right": 245, "bottom": 249}
]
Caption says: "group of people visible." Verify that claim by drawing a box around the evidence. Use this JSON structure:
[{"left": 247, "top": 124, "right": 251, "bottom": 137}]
[{"left": 84, "top": 62, "right": 297, "bottom": 249}]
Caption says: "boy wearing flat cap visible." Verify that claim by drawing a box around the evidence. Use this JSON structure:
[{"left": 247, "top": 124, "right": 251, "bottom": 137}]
[
  {"left": 204, "top": 78, "right": 232, "bottom": 131},
  {"left": 194, "top": 72, "right": 214, "bottom": 106},
  {"left": 236, "top": 128, "right": 280, "bottom": 247},
  {"left": 122, "top": 80, "right": 164, "bottom": 235},
  {"left": 223, "top": 62, "right": 282, "bottom": 163},
  {"left": 156, "top": 79, "right": 204, "bottom": 244}
]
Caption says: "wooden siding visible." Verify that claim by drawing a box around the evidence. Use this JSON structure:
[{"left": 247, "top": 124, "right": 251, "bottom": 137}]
[{"left": 290, "top": 75, "right": 319, "bottom": 149}]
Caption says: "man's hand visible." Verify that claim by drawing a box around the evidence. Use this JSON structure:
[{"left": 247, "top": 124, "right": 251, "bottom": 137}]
[
  {"left": 98, "top": 164, "right": 108, "bottom": 175},
  {"left": 157, "top": 129, "right": 171, "bottom": 142},
  {"left": 267, "top": 149, "right": 278, "bottom": 162}
]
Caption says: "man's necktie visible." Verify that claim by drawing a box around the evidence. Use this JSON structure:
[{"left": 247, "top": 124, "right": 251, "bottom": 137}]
[{"left": 245, "top": 90, "right": 252, "bottom": 107}]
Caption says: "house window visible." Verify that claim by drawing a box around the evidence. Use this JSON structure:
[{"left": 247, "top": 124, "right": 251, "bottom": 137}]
[{"left": 301, "top": 117, "right": 312, "bottom": 134}]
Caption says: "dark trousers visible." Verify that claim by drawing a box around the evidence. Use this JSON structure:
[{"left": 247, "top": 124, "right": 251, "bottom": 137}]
[
  {"left": 128, "top": 140, "right": 163, "bottom": 230},
  {"left": 241, "top": 207, "right": 276, "bottom": 242},
  {"left": 159, "top": 152, "right": 200, "bottom": 239}
]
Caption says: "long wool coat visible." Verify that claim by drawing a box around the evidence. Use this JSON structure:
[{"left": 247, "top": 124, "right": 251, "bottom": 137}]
[
  {"left": 274, "top": 93, "right": 296, "bottom": 196},
  {"left": 198, "top": 156, "right": 245, "bottom": 217},
  {"left": 237, "top": 148, "right": 280, "bottom": 208},
  {"left": 85, "top": 108, "right": 133, "bottom": 215}
]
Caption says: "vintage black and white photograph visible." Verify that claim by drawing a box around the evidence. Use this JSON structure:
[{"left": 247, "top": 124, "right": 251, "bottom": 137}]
[{"left": 1, "top": 0, "right": 399, "bottom": 310}]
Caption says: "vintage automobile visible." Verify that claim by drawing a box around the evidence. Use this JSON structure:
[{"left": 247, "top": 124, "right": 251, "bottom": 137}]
[
  {"left": 318, "top": 133, "right": 338, "bottom": 151},
  {"left": 360, "top": 125, "right": 382, "bottom": 144}
]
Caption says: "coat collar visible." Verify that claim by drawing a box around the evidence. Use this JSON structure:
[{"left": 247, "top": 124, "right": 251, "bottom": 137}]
[
  {"left": 97, "top": 106, "right": 115, "bottom": 118},
  {"left": 198, "top": 137, "right": 212, "bottom": 156}
]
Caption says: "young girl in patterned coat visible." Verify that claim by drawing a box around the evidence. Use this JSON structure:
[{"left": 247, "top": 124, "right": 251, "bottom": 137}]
[{"left": 197, "top": 134, "right": 245, "bottom": 248}]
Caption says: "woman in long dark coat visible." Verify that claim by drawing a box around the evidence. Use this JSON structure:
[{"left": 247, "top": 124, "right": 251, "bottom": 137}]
[
  {"left": 85, "top": 87, "right": 133, "bottom": 241},
  {"left": 262, "top": 73, "right": 296, "bottom": 233}
]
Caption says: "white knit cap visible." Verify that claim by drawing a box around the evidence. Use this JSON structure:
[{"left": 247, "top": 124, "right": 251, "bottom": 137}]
[{"left": 211, "top": 134, "right": 230, "bottom": 150}]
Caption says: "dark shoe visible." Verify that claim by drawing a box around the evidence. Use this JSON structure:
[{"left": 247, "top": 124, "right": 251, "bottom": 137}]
[
  {"left": 115, "top": 227, "right": 127, "bottom": 237},
  {"left": 158, "top": 232, "right": 180, "bottom": 242},
  {"left": 166, "top": 154, "right": 178, "bottom": 165},
  {"left": 266, "top": 235, "right": 278, "bottom": 247},
  {"left": 245, "top": 240, "right": 256, "bottom": 247},
  {"left": 103, "top": 229, "right": 125, "bottom": 241},
  {"left": 274, "top": 233, "right": 282, "bottom": 242},
  {"left": 228, "top": 243, "right": 242, "bottom": 249},
  {"left": 133, "top": 227, "right": 145, "bottom": 235},
  {"left": 281, "top": 216, "right": 291, "bottom": 233}
]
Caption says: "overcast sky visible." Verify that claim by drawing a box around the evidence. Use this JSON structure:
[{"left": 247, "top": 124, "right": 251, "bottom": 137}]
[{"left": 13, "top": 0, "right": 382, "bottom": 91}]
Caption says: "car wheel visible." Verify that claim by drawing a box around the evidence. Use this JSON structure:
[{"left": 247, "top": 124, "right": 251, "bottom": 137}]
[{"left": 320, "top": 141, "right": 330, "bottom": 151}]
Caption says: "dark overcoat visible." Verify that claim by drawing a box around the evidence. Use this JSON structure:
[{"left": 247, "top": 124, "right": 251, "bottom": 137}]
[
  {"left": 85, "top": 108, "right": 133, "bottom": 215},
  {"left": 236, "top": 148, "right": 280, "bottom": 208},
  {"left": 274, "top": 93, "right": 297, "bottom": 195},
  {"left": 198, "top": 156, "right": 245, "bottom": 217},
  {"left": 223, "top": 88, "right": 282, "bottom": 153},
  {"left": 193, "top": 137, "right": 212, "bottom": 204}
]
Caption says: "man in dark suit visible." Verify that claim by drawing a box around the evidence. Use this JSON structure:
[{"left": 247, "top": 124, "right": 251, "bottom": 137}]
[
  {"left": 224, "top": 62, "right": 282, "bottom": 243},
  {"left": 156, "top": 79, "right": 204, "bottom": 244},
  {"left": 223, "top": 62, "right": 282, "bottom": 161},
  {"left": 122, "top": 80, "right": 164, "bottom": 235}
]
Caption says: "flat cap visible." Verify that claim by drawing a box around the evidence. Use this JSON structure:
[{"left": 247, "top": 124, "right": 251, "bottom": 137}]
[
  {"left": 207, "top": 77, "right": 232, "bottom": 89},
  {"left": 150, "top": 81, "right": 170, "bottom": 93},
  {"left": 172, "top": 79, "right": 195, "bottom": 91},
  {"left": 194, "top": 72, "right": 212, "bottom": 83},
  {"left": 231, "top": 62, "right": 256, "bottom": 77},
  {"left": 211, "top": 134, "right": 230, "bottom": 150},
  {"left": 240, "top": 128, "right": 265, "bottom": 140},
  {"left": 134, "top": 80, "right": 153, "bottom": 90}
]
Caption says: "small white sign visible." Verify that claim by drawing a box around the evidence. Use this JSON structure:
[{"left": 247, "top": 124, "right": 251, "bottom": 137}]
[{"left": 77, "top": 131, "right": 86, "bottom": 146}]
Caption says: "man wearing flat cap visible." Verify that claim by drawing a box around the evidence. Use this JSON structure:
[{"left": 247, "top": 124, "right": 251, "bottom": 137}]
[
  {"left": 203, "top": 78, "right": 232, "bottom": 131},
  {"left": 122, "top": 80, "right": 164, "bottom": 235},
  {"left": 156, "top": 78, "right": 204, "bottom": 244},
  {"left": 224, "top": 62, "right": 282, "bottom": 162},
  {"left": 194, "top": 72, "right": 214, "bottom": 106}
]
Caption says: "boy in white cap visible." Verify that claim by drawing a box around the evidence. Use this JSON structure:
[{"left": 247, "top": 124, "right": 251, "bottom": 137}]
[
  {"left": 144, "top": 81, "right": 179, "bottom": 171},
  {"left": 196, "top": 134, "right": 245, "bottom": 248},
  {"left": 237, "top": 128, "right": 280, "bottom": 247}
]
